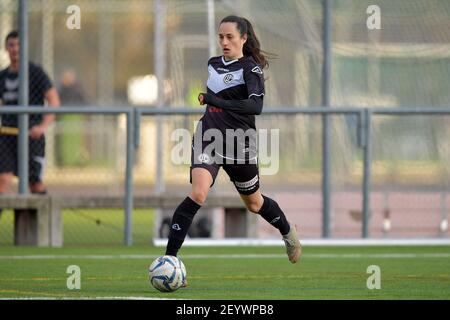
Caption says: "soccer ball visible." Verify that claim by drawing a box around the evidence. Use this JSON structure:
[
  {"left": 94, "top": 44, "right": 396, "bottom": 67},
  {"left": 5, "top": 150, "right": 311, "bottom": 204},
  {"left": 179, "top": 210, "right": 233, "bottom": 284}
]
[{"left": 148, "top": 255, "right": 186, "bottom": 292}]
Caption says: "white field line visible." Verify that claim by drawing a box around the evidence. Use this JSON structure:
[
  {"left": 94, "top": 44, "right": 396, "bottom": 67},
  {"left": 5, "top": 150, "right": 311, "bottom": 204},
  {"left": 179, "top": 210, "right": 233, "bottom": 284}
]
[
  {"left": 0, "top": 297, "right": 186, "bottom": 300},
  {"left": 153, "top": 238, "right": 450, "bottom": 247},
  {"left": 0, "top": 253, "right": 449, "bottom": 260}
]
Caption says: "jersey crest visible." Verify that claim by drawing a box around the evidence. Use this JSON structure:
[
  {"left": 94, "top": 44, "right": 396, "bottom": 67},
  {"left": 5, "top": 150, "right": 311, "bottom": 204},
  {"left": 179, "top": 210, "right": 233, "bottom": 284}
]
[{"left": 207, "top": 65, "right": 244, "bottom": 94}]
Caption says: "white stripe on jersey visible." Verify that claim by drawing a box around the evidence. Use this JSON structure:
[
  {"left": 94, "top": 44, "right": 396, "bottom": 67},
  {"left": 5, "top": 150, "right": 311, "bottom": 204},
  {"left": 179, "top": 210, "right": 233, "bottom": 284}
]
[
  {"left": 207, "top": 65, "right": 245, "bottom": 94},
  {"left": 249, "top": 93, "right": 265, "bottom": 98},
  {"left": 221, "top": 56, "right": 238, "bottom": 65},
  {"left": 215, "top": 151, "right": 258, "bottom": 162}
]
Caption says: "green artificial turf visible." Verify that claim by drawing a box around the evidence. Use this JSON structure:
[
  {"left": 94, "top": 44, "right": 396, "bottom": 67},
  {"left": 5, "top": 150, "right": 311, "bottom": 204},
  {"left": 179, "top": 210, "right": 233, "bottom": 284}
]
[{"left": 0, "top": 245, "right": 448, "bottom": 300}]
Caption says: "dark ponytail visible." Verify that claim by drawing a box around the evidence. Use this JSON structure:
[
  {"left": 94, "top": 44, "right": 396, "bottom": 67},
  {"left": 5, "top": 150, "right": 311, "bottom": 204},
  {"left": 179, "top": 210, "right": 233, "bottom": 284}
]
[{"left": 220, "top": 15, "right": 273, "bottom": 69}]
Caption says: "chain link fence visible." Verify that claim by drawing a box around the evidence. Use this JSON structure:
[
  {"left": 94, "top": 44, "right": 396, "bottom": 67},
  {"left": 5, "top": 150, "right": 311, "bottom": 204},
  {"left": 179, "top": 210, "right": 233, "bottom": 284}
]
[{"left": 0, "top": 0, "right": 449, "bottom": 245}]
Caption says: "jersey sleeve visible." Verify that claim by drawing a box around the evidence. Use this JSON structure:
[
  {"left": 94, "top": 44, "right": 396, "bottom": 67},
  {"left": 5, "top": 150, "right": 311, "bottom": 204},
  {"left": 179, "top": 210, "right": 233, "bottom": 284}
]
[
  {"left": 207, "top": 56, "right": 216, "bottom": 67},
  {"left": 33, "top": 65, "right": 53, "bottom": 95},
  {"left": 244, "top": 60, "right": 265, "bottom": 99},
  {"left": 0, "top": 71, "right": 4, "bottom": 104}
]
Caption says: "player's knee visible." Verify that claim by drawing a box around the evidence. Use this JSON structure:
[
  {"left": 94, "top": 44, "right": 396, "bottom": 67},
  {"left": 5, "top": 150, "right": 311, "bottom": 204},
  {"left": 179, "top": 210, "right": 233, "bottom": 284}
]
[
  {"left": 189, "top": 188, "right": 208, "bottom": 206},
  {"left": 246, "top": 201, "right": 263, "bottom": 213}
]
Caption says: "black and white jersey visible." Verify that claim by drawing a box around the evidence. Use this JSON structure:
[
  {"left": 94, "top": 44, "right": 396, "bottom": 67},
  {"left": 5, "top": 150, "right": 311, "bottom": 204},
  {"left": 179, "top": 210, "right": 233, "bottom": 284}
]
[
  {"left": 200, "top": 55, "right": 265, "bottom": 133},
  {"left": 195, "top": 55, "right": 265, "bottom": 161},
  {"left": 0, "top": 62, "right": 53, "bottom": 128}
]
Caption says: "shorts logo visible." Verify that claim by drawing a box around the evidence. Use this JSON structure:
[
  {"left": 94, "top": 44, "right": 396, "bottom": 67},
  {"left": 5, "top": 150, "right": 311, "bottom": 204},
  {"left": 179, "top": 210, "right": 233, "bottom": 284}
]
[
  {"left": 172, "top": 224, "right": 181, "bottom": 231},
  {"left": 198, "top": 153, "right": 211, "bottom": 164},
  {"left": 251, "top": 66, "right": 263, "bottom": 74},
  {"left": 223, "top": 73, "right": 234, "bottom": 84}
]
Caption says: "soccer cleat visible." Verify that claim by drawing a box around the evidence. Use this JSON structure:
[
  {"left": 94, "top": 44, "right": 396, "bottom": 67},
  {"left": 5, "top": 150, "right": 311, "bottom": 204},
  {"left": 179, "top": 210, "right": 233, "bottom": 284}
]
[{"left": 282, "top": 224, "right": 302, "bottom": 263}]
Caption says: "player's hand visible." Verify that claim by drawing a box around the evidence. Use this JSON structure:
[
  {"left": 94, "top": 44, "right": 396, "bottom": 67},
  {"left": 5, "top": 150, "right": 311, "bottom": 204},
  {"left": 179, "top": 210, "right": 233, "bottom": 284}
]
[
  {"left": 198, "top": 93, "right": 205, "bottom": 105},
  {"left": 29, "top": 125, "right": 46, "bottom": 140},
  {"left": 198, "top": 93, "right": 216, "bottom": 106}
]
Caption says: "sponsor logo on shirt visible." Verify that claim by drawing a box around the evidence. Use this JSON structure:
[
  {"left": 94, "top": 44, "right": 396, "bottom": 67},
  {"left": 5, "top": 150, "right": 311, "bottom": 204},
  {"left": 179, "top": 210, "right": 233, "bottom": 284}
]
[
  {"left": 208, "top": 106, "right": 223, "bottom": 113},
  {"left": 5, "top": 78, "right": 19, "bottom": 90}
]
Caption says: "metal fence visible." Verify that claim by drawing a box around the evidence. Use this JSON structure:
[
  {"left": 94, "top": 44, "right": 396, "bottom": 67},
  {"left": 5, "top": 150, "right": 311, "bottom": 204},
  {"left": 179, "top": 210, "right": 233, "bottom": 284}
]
[
  {"left": 0, "top": 0, "right": 449, "bottom": 245},
  {"left": 0, "top": 106, "right": 449, "bottom": 245}
]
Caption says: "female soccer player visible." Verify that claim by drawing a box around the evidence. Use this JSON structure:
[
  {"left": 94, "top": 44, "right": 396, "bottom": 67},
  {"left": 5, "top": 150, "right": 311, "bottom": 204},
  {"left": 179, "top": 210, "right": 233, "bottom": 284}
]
[{"left": 165, "top": 15, "right": 301, "bottom": 265}]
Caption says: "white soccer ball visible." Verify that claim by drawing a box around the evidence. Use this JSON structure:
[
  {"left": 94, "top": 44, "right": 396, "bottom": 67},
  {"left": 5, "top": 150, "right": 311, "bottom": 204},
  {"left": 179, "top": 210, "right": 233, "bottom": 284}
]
[{"left": 148, "top": 255, "right": 186, "bottom": 292}]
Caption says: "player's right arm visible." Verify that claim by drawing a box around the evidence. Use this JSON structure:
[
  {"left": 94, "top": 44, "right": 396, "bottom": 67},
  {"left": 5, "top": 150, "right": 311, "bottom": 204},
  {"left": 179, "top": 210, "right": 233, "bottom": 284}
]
[{"left": 198, "top": 92, "right": 263, "bottom": 115}]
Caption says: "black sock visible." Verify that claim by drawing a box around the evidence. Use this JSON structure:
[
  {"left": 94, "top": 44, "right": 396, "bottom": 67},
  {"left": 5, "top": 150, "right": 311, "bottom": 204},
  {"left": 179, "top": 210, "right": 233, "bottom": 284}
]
[
  {"left": 165, "top": 196, "right": 201, "bottom": 256},
  {"left": 258, "top": 195, "right": 290, "bottom": 235}
]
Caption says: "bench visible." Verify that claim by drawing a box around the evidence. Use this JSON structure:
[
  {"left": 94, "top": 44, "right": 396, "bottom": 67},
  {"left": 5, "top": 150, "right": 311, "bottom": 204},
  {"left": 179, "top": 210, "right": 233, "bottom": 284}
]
[
  {"left": 0, "top": 195, "right": 52, "bottom": 246},
  {"left": 0, "top": 194, "right": 255, "bottom": 247}
]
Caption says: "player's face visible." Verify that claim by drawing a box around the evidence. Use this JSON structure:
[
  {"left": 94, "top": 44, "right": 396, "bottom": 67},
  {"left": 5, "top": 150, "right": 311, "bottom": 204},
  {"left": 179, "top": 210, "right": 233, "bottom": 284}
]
[
  {"left": 218, "top": 22, "right": 247, "bottom": 61},
  {"left": 5, "top": 37, "right": 20, "bottom": 64}
]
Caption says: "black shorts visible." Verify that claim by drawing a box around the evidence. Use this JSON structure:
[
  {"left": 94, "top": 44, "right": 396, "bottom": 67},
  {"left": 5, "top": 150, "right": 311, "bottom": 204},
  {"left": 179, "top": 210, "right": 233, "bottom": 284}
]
[
  {"left": 190, "top": 142, "right": 260, "bottom": 196},
  {"left": 0, "top": 135, "right": 46, "bottom": 184}
]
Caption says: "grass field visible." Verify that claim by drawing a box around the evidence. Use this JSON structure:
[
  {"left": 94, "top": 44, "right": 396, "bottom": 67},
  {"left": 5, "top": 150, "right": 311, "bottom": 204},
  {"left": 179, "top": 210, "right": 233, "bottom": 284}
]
[
  {"left": 0, "top": 209, "right": 155, "bottom": 246},
  {"left": 0, "top": 245, "right": 449, "bottom": 300},
  {"left": 1, "top": 208, "right": 449, "bottom": 299}
]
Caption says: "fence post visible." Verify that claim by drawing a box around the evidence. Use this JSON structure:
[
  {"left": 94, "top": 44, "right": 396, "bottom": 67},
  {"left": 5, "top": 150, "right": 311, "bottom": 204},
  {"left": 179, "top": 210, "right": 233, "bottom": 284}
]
[
  {"left": 362, "top": 109, "right": 372, "bottom": 238},
  {"left": 124, "top": 110, "right": 135, "bottom": 246},
  {"left": 322, "top": 0, "right": 332, "bottom": 238},
  {"left": 18, "top": 0, "right": 29, "bottom": 194}
]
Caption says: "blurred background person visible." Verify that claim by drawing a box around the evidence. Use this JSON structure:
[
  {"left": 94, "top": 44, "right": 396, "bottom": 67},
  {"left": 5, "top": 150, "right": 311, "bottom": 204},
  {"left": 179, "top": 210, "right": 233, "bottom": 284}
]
[
  {"left": 56, "top": 68, "right": 89, "bottom": 167},
  {"left": 0, "top": 30, "right": 60, "bottom": 218}
]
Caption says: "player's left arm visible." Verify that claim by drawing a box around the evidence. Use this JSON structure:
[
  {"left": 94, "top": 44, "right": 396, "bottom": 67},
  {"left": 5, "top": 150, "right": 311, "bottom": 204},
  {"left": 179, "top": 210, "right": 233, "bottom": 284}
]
[
  {"left": 29, "top": 86, "right": 60, "bottom": 139},
  {"left": 198, "top": 92, "right": 263, "bottom": 115}
]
